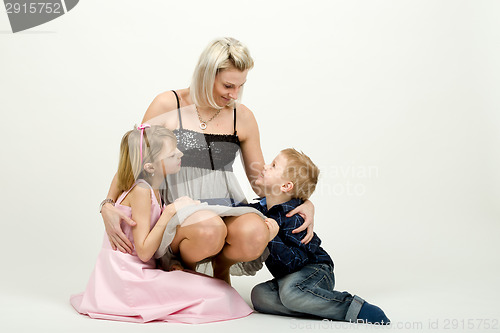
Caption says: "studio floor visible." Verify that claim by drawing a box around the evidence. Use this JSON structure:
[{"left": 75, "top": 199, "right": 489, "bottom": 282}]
[{"left": 2, "top": 264, "right": 499, "bottom": 333}]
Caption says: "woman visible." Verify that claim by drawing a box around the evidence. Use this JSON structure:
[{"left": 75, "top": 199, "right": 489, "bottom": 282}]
[{"left": 101, "top": 37, "right": 315, "bottom": 283}]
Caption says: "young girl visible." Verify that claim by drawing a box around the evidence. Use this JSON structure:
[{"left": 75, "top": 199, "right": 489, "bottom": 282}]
[{"left": 70, "top": 124, "right": 252, "bottom": 324}]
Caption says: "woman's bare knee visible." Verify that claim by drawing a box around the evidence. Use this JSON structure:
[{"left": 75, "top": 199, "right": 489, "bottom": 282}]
[
  {"left": 195, "top": 216, "right": 227, "bottom": 255},
  {"left": 226, "top": 213, "right": 269, "bottom": 260},
  {"left": 175, "top": 214, "right": 227, "bottom": 260}
]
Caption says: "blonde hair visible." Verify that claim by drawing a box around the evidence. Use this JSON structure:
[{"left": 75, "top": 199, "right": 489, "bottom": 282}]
[
  {"left": 117, "top": 125, "right": 177, "bottom": 192},
  {"left": 190, "top": 37, "right": 254, "bottom": 110},
  {"left": 280, "top": 148, "right": 320, "bottom": 201}
]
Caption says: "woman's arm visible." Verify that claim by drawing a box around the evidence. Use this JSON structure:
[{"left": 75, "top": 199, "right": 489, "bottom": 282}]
[
  {"left": 238, "top": 105, "right": 315, "bottom": 243},
  {"left": 101, "top": 173, "right": 137, "bottom": 253},
  {"left": 237, "top": 105, "right": 315, "bottom": 243},
  {"left": 237, "top": 105, "right": 265, "bottom": 196}
]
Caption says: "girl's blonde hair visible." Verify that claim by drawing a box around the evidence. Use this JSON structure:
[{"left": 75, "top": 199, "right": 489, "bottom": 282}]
[
  {"left": 190, "top": 37, "right": 254, "bottom": 110},
  {"left": 117, "top": 125, "right": 177, "bottom": 192}
]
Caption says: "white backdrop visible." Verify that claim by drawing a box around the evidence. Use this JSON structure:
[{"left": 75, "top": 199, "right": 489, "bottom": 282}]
[{"left": 1, "top": 1, "right": 499, "bottom": 332}]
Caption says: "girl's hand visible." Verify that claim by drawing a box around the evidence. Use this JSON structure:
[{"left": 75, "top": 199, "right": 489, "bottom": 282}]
[
  {"left": 101, "top": 203, "right": 137, "bottom": 253},
  {"left": 169, "top": 196, "right": 201, "bottom": 213},
  {"left": 287, "top": 199, "right": 315, "bottom": 244},
  {"left": 264, "top": 218, "right": 279, "bottom": 242}
]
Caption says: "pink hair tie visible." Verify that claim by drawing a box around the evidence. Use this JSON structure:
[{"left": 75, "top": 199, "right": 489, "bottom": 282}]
[{"left": 137, "top": 123, "right": 151, "bottom": 164}]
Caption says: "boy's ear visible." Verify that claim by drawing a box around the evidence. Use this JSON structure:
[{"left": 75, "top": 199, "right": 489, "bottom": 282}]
[{"left": 281, "top": 181, "right": 294, "bottom": 193}]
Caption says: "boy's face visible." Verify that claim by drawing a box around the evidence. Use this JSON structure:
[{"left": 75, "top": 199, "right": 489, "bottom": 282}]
[{"left": 256, "top": 153, "right": 290, "bottom": 194}]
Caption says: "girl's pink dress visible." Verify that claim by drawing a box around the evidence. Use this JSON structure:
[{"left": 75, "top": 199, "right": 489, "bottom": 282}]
[{"left": 70, "top": 180, "right": 252, "bottom": 324}]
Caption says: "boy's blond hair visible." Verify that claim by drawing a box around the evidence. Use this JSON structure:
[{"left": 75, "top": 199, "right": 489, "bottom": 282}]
[{"left": 280, "top": 148, "right": 320, "bottom": 201}]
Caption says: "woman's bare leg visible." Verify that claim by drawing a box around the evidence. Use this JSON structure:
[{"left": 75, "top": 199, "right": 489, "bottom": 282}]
[
  {"left": 213, "top": 213, "right": 269, "bottom": 284},
  {"left": 170, "top": 210, "right": 227, "bottom": 270}
]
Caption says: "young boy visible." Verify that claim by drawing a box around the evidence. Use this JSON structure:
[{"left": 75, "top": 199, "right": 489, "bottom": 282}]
[{"left": 248, "top": 148, "right": 390, "bottom": 324}]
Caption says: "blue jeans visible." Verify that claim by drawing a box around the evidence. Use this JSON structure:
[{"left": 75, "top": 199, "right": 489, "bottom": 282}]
[{"left": 251, "top": 263, "right": 364, "bottom": 321}]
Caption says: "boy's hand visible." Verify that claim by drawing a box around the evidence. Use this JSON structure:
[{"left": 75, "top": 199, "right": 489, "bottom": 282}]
[{"left": 264, "top": 218, "right": 279, "bottom": 241}]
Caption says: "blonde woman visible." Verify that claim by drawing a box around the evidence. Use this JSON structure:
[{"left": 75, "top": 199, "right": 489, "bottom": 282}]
[{"left": 101, "top": 37, "right": 315, "bottom": 283}]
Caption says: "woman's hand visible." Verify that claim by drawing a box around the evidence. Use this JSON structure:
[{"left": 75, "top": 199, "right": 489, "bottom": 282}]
[
  {"left": 264, "top": 218, "right": 279, "bottom": 242},
  {"left": 287, "top": 199, "right": 315, "bottom": 244},
  {"left": 101, "top": 203, "right": 137, "bottom": 253}
]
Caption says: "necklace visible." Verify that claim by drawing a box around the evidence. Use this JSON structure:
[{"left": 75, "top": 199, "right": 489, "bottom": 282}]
[{"left": 196, "top": 106, "right": 222, "bottom": 130}]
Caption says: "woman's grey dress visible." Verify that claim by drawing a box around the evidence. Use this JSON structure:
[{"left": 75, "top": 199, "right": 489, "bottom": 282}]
[{"left": 154, "top": 97, "right": 267, "bottom": 276}]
